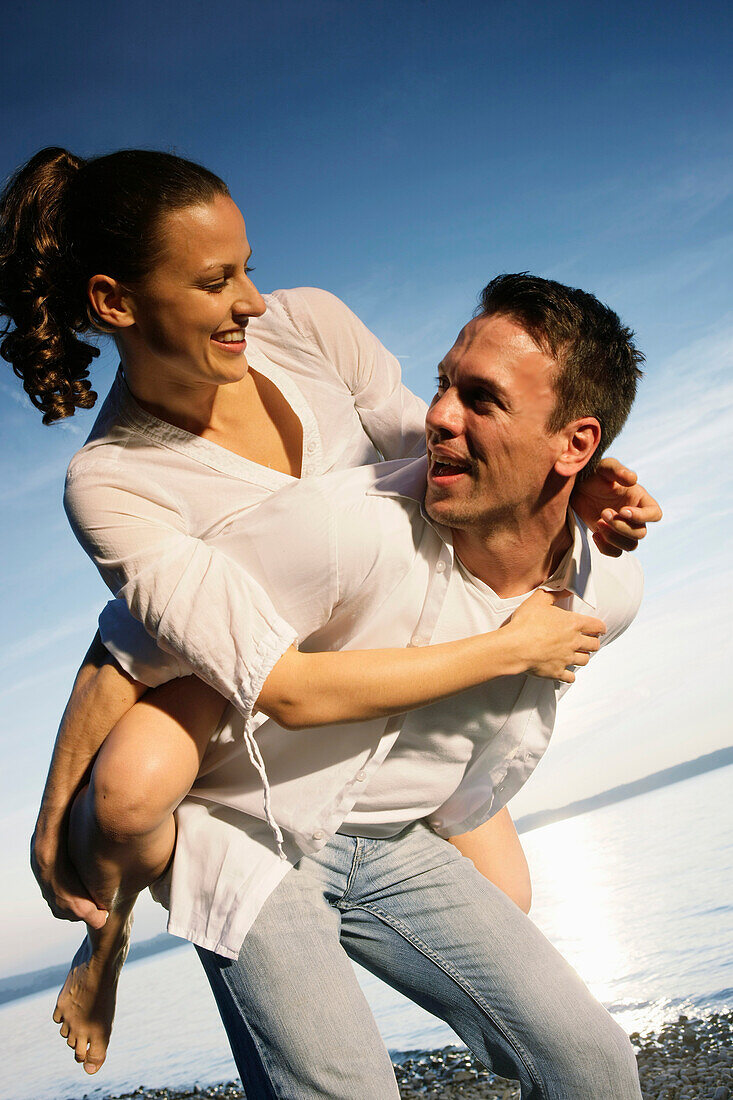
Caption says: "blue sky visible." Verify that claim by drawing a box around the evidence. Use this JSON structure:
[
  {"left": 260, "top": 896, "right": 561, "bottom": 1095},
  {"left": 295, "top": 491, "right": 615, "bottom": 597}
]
[{"left": 1, "top": 0, "right": 732, "bottom": 974}]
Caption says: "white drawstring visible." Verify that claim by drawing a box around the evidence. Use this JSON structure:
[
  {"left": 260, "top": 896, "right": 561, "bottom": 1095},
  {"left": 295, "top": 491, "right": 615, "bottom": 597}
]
[{"left": 242, "top": 726, "right": 287, "bottom": 860}]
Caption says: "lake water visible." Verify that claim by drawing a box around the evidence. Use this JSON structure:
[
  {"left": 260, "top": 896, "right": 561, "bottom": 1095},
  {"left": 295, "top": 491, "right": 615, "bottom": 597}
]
[{"left": 3, "top": 765, "right": 731, "bottom": 1100}]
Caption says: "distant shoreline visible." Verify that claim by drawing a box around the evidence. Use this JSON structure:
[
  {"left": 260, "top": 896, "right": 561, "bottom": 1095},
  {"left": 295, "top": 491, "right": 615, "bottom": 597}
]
[
  {"left": 4, "top": 746, "right": 731, "bottom": 1006},
  {"left": 514, "top": 745, "right": 733, "bottom": 835}
]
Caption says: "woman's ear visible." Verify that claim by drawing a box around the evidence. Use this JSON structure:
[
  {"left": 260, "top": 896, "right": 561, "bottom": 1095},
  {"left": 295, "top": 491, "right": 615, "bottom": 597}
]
[{"left": 87, "top": 275, "right": 136, "bottom": 330}]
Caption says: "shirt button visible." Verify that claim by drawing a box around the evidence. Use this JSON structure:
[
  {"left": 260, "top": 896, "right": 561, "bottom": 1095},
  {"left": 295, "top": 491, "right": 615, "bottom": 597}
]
[
  {"left": 355, "top": 770, "right": 367, "bottom": 782},
  {"left": 411, "top": 634, "right": 421, "bottom": 647},
  {"left": 435, "top": 560, "right": 446, "bottom": 574},
  {"left": 306, "top": 441, "right": 317, "bottom": 454},
  {"left": 312, "top": 829, "right": 325, "bottom": 841}
]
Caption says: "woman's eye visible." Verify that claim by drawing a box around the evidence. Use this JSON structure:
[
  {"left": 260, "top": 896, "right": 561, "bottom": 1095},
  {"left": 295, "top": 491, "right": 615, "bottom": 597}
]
[
  {"left": 204, "top": 282, "right": 227, "bottom": 293},
  {"left": 245, "top": 265, "right": 255, "bottom": 275}
]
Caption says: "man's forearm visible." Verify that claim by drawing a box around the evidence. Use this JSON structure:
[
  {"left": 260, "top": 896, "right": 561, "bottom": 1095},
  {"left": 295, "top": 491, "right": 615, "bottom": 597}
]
[
  {"left": 35, "top": 633, "right": 145, "bottom": 833},
  {"left": 32, "top": 631, "right": 147, "bottom": 924}
]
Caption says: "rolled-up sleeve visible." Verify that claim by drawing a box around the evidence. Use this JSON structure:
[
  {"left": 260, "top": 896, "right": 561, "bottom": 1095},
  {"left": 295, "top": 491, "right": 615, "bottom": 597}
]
[
  {"left": 65, "top": 457, "right": 298, "bottom": 717},
  {"left": 281, "top": 287, "right": 428, "bottom": 461},
  {"left": 99, "top": 597, "right": 187, "bottom": 687}
]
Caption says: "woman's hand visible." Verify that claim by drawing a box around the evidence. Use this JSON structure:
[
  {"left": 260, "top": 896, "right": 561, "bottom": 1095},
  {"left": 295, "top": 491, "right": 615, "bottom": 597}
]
[
  {"left": 572, "top": 457, "right": 662, "bottom": 557},
  {"left": 505, "top": 589, "right": 606, "bottom": 683}
]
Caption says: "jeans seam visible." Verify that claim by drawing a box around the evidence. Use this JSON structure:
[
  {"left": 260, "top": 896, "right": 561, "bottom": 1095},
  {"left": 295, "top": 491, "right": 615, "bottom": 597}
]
[
  {"left": 218, "top": 960, "right": 285, "bottom": 1099},
  {"left": 355, "top": 901, "right": 548, "bottom": 1100}
]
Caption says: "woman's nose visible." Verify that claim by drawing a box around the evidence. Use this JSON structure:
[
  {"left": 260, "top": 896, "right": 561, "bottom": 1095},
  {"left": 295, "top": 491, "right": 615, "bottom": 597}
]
[{"left": 233, "top": 273, "right": 267, "bottom": 319}]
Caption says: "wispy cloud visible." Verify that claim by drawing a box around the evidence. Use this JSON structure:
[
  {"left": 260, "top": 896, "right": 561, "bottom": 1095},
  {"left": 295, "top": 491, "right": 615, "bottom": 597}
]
[
  {"left": 0, "top": 604, "right": 101, "bottom": 674},
  {"left": 0, "top": 457, "right": 68, "bottom": 503}
]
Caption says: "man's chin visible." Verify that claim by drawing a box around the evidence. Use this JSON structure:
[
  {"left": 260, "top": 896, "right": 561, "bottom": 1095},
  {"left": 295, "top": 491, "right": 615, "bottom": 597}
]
[{"left": 424, "top": 490, "right": 463, "bottom": 527}]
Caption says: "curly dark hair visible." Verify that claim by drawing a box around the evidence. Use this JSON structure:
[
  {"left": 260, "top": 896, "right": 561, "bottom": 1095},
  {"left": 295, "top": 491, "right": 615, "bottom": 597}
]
[
  {"left": 477, "top": 273, "right": 644, "bottom": 475},
  {"left": 0, "top": 147, "right": 230, "bottom": 424}
]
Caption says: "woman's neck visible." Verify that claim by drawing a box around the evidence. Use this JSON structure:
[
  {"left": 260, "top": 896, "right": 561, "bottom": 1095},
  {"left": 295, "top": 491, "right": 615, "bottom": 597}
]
[
  {"left": 120, "top": 349, "right": 303, "bottom": 476},
  {"left": 118, "top": 342, "right": 244, "bottom": 436}
]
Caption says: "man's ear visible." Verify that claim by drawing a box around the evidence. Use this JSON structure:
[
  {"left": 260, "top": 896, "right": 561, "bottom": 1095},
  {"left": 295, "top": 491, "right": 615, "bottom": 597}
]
[
  {"left": 87, "top": 275, "right": 136, "bottom": 330},
  {"left": 554, "top": 417, "right": 602, "bottom": 477}
]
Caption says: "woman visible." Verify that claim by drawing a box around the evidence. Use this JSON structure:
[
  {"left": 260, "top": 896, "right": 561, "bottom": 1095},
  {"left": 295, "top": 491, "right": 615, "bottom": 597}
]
[{"left": 2, "top": 147, "right": 657, "bottom": 1076}]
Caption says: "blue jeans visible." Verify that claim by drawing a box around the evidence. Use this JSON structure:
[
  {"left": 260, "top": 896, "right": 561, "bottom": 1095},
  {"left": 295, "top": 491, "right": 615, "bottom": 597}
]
[{"left": 196, "top": 823, "right": 641, "bottom": 1099}]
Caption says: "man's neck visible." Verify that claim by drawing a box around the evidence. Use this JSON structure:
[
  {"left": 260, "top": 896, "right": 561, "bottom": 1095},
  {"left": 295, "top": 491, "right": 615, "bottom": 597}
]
[{"left": 451, "top": 497, "right": 573, "bottom": 598}]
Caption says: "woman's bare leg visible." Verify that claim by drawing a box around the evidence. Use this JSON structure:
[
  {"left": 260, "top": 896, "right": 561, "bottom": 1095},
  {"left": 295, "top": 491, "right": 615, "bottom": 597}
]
[
  {"left": 448, "top": 807, "right": 532, "bottom": 914},
  {"left": 53, "top": 676, "right": 227, "bottom": 1074}
]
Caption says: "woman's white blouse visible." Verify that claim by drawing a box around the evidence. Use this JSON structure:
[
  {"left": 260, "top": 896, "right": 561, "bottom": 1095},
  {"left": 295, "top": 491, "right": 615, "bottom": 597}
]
[{"left": 64, "top": 287, "right": 427, "bottom": 714}]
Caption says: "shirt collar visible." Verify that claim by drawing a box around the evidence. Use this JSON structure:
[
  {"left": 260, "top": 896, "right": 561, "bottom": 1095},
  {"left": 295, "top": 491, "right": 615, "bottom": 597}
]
[
  {"left": 365, "top": 455, "right": 597, "bottom": 610},
  {"left": 540, "top": 509, "right": 597, "bottom": 610}
]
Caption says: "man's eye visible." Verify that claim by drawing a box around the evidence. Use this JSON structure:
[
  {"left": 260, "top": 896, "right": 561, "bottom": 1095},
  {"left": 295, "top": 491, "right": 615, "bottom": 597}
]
[
  {"left": 434, "top": 376, "right": 449, "bottom": 393},
  {"left": 472, "top": 390, "right": 496, "bottom": 406}
]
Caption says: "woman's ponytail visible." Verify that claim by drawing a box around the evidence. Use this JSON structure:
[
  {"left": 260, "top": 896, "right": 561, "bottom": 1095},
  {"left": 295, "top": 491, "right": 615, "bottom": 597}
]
[
  {"left": 1, "top": 145, "right": 229, "bottom": 425},
  {"left": 0, "top": 147, "right": 99, "bottom": 424}
]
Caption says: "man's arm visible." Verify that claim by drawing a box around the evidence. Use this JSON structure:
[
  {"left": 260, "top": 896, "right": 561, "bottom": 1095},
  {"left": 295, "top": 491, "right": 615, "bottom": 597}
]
[{"left": 31, "top": 633, "right": 145, "bottom": 926}]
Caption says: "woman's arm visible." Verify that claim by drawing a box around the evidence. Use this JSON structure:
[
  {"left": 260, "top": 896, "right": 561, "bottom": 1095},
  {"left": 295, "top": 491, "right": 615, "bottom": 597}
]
[
  {"left": 448, "top": 808, "right": 532, "bottom": 913},
  {"left": 571, "top": 457, "right": 662, "bottom": 556},
  {"left": 257, "top": 588, "right": 603, "bottom": 729},
  {"left": 65, "top": 464, "right": 605, "bottom": 728},
  {"left": 282, "top": 287, "right": 428, "bottom": 461},
  {"left": 64, "top": 460, "right": 299, "bottom": 718}
]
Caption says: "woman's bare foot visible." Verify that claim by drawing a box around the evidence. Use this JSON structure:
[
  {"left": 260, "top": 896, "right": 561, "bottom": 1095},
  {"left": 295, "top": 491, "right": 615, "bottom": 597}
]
[{"left": 53, "top": 907, "right": 132, "bottom": 1074}]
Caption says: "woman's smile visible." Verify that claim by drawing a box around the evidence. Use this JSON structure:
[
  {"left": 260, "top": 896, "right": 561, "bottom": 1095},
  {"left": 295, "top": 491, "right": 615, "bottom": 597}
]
[{"left": 210, "top": 323, "right": 249, "bottom": 353}]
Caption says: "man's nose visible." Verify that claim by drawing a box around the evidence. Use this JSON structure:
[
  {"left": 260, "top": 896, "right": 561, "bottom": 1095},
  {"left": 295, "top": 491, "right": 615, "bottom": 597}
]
[{"left": 426, "top": 386, "right": 464, "bottom": 438}]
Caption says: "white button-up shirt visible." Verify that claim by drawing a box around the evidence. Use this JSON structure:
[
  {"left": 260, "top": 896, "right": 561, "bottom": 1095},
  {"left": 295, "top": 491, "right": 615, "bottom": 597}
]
[
  {"left": 65, "top": 287, "right": 427, "bottom": 714},
  {"left": 148, "top": 457, "right": 642, "bottom": 957}
]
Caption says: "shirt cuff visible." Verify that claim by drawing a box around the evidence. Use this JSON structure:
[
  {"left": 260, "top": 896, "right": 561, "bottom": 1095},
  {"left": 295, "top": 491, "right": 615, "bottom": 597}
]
[
  {"left": 230, "top": 617, "right": 299, "bottom": 718},
  {"left": 99, "top": 598, "right": 191, "bottom": 687}
]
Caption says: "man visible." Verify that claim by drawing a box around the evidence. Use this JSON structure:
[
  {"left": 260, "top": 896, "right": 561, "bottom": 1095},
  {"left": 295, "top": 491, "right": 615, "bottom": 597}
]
[{"left": 39, "top": 274, "right": 652, "bottom": 1097}]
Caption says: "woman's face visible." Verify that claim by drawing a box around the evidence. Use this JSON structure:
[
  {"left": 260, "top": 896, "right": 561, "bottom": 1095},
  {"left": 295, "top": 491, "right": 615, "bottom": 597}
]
[{"left": 126, "top": 194, "right": 266, "bottom": 388}]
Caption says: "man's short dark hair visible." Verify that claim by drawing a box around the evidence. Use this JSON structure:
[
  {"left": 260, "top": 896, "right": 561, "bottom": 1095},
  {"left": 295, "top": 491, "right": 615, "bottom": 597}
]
[{"left": 477, "top": 273, "right": 644, "bottom": 475}]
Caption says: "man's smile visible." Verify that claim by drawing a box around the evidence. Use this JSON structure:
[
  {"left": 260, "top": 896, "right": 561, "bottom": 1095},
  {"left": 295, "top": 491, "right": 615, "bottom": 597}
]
[{"left": 428, "top": 445, "right": 474, "bottom": 484}]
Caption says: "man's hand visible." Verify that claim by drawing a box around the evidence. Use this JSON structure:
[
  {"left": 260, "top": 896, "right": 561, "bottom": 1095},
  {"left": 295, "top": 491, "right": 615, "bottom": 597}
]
[
  {"left": 572, "top": 457, "right": 662, "bottom": 557},
  {"left": 31, "top": 822, "right": 108, "bottom": 929}
]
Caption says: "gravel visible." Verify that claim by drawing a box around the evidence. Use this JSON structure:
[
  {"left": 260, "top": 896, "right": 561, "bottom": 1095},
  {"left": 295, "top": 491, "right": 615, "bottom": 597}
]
[{"left": 91, "top": 1011, "right": 733, "bottom": 1100}]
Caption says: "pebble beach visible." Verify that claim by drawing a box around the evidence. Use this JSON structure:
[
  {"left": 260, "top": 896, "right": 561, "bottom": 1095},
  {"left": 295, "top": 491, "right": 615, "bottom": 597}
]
[{"left": 93, "top": 1012, "right": 732, "bottom": 1100}]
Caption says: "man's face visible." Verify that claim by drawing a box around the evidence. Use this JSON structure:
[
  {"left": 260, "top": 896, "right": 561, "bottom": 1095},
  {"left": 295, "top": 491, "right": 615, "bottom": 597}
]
[{"left": 424, "top": 313, "right": 566, "bottom": 532}]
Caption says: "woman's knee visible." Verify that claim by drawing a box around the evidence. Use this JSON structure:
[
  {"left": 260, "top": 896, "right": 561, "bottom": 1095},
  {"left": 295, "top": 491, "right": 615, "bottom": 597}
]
[
  {"left": 89, "top": 686, "right": 210, "bottom": 841},
  {"left": 89, "top": 752, "right": 166, "bottom": 842},
  {"left": 89, "top": 727, "right": 192, "bottom": 842}
]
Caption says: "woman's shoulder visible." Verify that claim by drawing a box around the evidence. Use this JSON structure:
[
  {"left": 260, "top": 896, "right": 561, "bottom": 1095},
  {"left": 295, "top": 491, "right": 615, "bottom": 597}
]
[
  {"left": 252, "top": 287, "right": 359, "bottom": 350},
  {"left": 65, "top": 413, "right": 165, "bottom": 501}
]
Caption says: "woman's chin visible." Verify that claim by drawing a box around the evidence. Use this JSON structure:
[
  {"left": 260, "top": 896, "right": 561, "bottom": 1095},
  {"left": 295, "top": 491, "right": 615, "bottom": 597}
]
[{"left": 205, "top": 354, "right": 250, "bottom": 385}]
